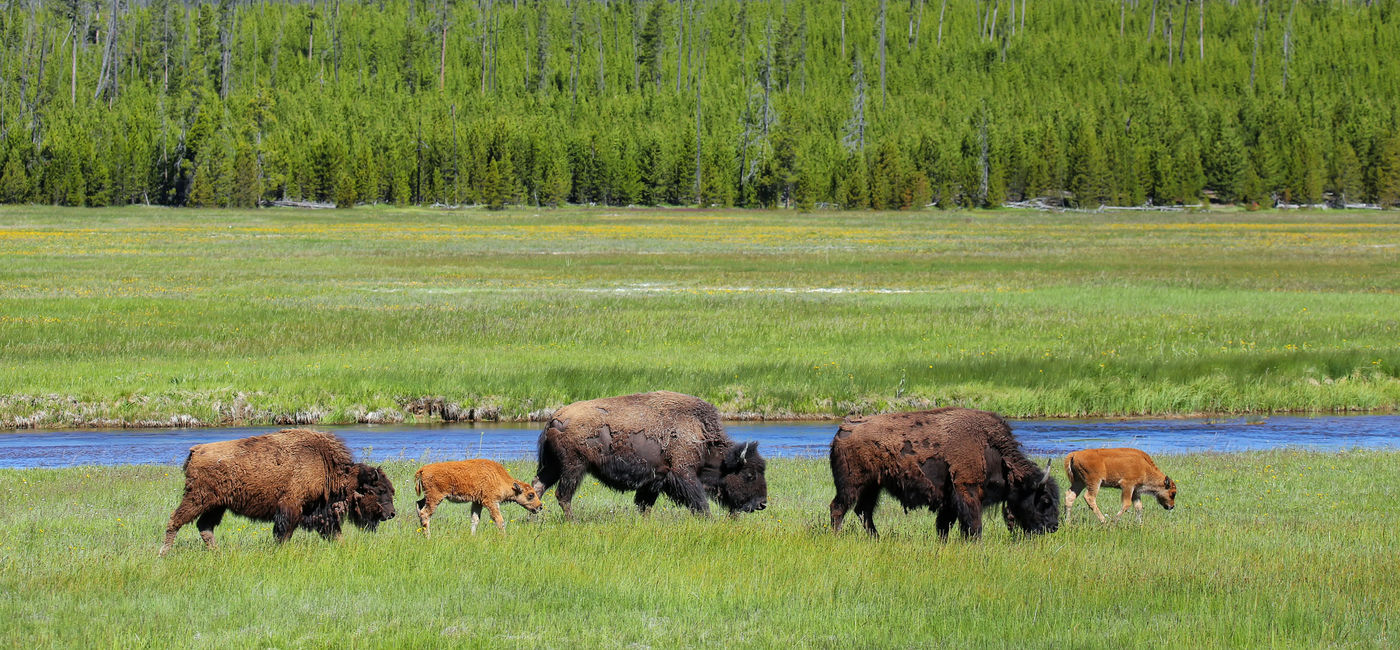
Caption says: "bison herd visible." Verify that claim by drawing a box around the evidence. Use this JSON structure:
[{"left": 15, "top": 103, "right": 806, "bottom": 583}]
[{"left": 159, "top": 391, "right": 1178, "bottom": 554}]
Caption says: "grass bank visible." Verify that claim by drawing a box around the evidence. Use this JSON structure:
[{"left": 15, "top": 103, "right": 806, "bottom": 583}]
[
  {"left": 1, "top": 452, "right": 1396, "bottom": 645},
  {"left": 1, "top": 206, "right": 1399, "bottom": 426}
]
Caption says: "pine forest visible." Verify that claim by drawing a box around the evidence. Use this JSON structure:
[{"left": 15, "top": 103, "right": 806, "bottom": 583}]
[{"left": 1, "top": 0, "right": 1399, "bottom": 210}]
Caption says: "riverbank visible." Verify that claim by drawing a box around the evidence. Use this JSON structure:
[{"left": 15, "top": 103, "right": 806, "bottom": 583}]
[
  {"left": 2, "top": 452, "right": 1396, "bottom": 645},
  {"left": 2, "top": 206, "right": 1399, "bottom": 428}
]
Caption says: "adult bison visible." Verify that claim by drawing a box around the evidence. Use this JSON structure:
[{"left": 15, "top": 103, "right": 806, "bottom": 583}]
[
  {"left": 158, "top": 428, "right": 397, "bottom": 555},
  {"left": 829, "top": 408, "right": 1060, "bottom": 539},
  {"left": 532, "top": 391, "right": 768, "bottom": 518}
]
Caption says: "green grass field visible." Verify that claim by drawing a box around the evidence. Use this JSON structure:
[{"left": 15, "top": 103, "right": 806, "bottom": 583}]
[
  {"left": 1, "top": 452, "right": 1396, "bottom": 646},
  {"left": 2, "top": 205, "right": 1399, "bottom": 426}
]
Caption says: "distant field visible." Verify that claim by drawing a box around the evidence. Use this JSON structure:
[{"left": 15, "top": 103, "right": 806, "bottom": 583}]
[
  {"left": 1, "top": 205, "right": 1398, "bottom": 427},
  {"left": 1, "top": 451, "right": 1396, "bottom": 645}
]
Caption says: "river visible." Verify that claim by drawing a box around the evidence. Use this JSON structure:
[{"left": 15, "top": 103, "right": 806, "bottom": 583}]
[{"left": 1, "top": 414, "right": 1397, "bottom": 468}]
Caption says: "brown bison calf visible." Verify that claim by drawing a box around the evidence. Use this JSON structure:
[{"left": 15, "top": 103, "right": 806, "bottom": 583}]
[
  {"left": 414, "top": 460, "right": 544, "bottom": 537},
  {"left": 1063, "top": 447, "right": 1177, "bottom": 523}
]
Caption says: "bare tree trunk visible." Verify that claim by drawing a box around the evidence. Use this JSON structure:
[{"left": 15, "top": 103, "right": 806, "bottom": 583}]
[
  {"left": 439, "top": 23, "right": 449, "bottom": 91},
  {"left": 937, "top": 0, "right": 947, "bottom": 45},
  {"left": 675, "top": 0, "right": 685, "bottom": 93},
  {"left": 1020, "top": 0, "right": 1026, "bottom": 33},
  {"left": 631, "top": 0, "right": 640, "bottom": 89},
  {"left": 569, "top": 0, "right": 579, "bottom": 102},
  {"left": 1148, "top": 0, "right": 1158, "bottom": 45},
  {"left": 1198, "top": 0, "right": 1204, "bottom": 60},
  {"left": 912, "top": 0, "right": 925, "bottom": 50},
  {"left": 1120, "top": 0, "right": 1126, "bottom": 36},
  {"left": 878, "top": 0, "right": 886, "bottom": 107},
  {"left": 1249, "top": 0, "right": 1263, "bottom": 91},
  {"left": 480, "top": 1, "right": 490, "bottom": 94},
  {"left": 1177, "top": 0, "right": 1189, "bottom": 61},
  {"left": 70, "top": 25, "right": 77, "bottom": 105},
  {"left": 989, "top": 0, "right": 999, "bottom": 40},
  {"left": 840, "top": 0, "right": 847, "bottom": 60},
  {"left": 94, "top": 0, "right": 121, "bottom": 104},
  {"left": 1281, "top": 0, "right": 1296, "bottom": 92},
  {"left": 1165, "top": 11, "right": 1173, "bottom": 66}
]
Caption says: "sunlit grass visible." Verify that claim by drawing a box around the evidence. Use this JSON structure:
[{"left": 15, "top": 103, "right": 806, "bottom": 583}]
[
  {"left": 1, "top": 205, "right": 1398, "bottom": 426},
  {"left": 0, "top": 452, "right": 1396, "bottom": 645}
]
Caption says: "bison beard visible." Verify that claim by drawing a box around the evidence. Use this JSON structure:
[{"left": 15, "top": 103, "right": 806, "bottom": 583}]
[
  {"left": 828, "top": 408, "right": 1060, "bottom": 539},
  {"left": 158, "top": 429, "right": 396, "bottom": 555},
  {"left": 532, "top": 391, "right": 768, "bottom": 518}
]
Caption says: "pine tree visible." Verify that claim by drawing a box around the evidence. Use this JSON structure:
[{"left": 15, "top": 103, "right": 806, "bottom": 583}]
[{"left": 0, "top": 152, "right": 29, "bottom": 203}]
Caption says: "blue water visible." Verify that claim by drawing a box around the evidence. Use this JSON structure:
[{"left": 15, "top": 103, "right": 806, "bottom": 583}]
[{"left": 1, "top": 415, "right": 1397, "bottom": 469}]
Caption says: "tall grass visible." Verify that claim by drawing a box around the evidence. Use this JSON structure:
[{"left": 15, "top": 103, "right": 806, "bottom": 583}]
[
  {"left": 1, "top": 452, "right": 1396, "bottom": 645},
  {"left": 1, "top": 205, "right": 1398, "bottom": 426}
]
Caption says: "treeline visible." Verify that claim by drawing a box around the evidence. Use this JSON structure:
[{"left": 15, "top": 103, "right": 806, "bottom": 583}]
[{"left": 2, "top": 0, "right": 1400, "bottom": 209}]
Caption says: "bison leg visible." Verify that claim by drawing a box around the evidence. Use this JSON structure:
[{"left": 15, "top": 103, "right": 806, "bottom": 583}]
[
  {"left": 1122, "top": 484, "right": 1141, "bottom": 522},
  {"left": 829, "top": 481, "right": 867, "bottom": 533},
  {"left": 953, "top": 484, "right": 984, "bottom": 539},
  {"left": 485, "top": 502, "right": 507, "bottom": 534},
  {"left": 158, "top": 497, "right": 207, "bottom": 556},
  {"left": 418, "top": 492, "right": 443, "bottom": 538},
  {"left": 195, "top": 507, "right": 226, "bottom": 550},
  {"left": 553, "top": 466, "right": 587, "bottom": 521},
  {"left": 662, "top": 473, "right": 710, "bottom": 515},
  {"left": 935, "top": 502, "right": 958, "bottom": 540},
  {"left": 532, "top": 435, "right": 565, "bottom": 498},
  {"left": 853, "top": 485, "right": 882, "bottom": 537},
  {"left": 634, "top": 486, "right": 661, "bottom": 514},
  {"left": 1063, "top": 478, "right": 1086, "bottom": 523},
  {"left": 469, "top": 503, "right": 483, "bottom": 534},
  {"left": 1082, "top": 483, "right": 1108, "bottom": 523},
  {"left": 272, "top": 506, "right": 302, "bottom": 543}
]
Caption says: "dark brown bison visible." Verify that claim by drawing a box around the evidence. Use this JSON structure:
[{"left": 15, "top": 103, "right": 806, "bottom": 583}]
[
  {"left": 532, "top": 391, "right": 768, "bottom": 518},
  {"left": 829, "top": 408, "right": 1060, "bottom": 539},
  {"left": 158, "top": 428, "right": 397, "bottom": 555}
]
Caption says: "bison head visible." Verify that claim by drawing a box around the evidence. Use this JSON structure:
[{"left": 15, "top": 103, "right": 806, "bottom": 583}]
[
  {"left": 347, "top": 463, "right": 396, "bottom": 531},
  {"left": 706, "top": 441, "right": 768, "bottom": 514},
  {"left": 1157, "top": 476, "right": 1177, "bottom": 510},
  {"left": 1002, "top": 461, "right": 1060, "bottom": 535},
  {"left": 511, "top": 480, "right": 545, "bottom": 514}
]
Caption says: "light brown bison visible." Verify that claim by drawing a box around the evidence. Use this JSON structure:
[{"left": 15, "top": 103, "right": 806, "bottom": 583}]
[
  {"left": 1063, "top": 447, "right": 1177, "bottom": 523},
  {"left": 829, "top": 408, "right": 1060, "bottom": 539},
  {"left": 158, "top": 429, "right": 396, "bottom": 555},
  {"left": 414, "top": 459, "right": 544, "bottom": 537},
  {"left": 532, "top": 391, "right": 768, "bottom": 518}
]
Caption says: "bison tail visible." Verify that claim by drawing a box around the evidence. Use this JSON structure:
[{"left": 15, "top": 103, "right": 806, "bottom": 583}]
[
  {"left": 1064, "top": 454, "right": 1075, "bottom": 481},
  {"left": 413, "top": 468, "right": 424, "bottom": 497}
]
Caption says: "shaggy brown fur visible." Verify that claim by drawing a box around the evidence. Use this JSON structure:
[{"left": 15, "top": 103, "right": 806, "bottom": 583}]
[
  {"left": 1064, "top": 448, "right": 1176, "bottom": 523},
  {"left": 414, "top": 460, "right": 543, "bottom": 537},
  {"left": 532, "top": 391, "right": 768, "bottom": 518},
  {"left": 829, "top": 408, "right": 1060, "bottom": 539},
  {"left": 158, "top": 429, "right": 396, "bottom": 555}
]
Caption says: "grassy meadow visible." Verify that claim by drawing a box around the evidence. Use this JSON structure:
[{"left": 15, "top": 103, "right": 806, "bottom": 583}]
[
  {"left": 1, "top": 452, "right": 1396, "bottom": 646},
  {"left": 2, "top": 205, "right": 1399, "bottom": 426}
]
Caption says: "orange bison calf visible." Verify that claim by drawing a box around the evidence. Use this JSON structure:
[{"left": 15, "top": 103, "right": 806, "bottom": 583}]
[
  {"left": 414, "top": 460, "right": 544, "bottom": 537},
  {"left": 1063, "top": 448, "right": 1177, "bottom": 523}
]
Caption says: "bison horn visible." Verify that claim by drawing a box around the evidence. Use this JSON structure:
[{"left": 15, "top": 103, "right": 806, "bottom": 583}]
[
  {"left": 1039, "top": 459, "right": 1053, "bottom": 486},
  {"left": 550, "top": 418, "right": 569, "bottom": 431},
  {"left": 739, "top": 444, "right": 748, "bottom": 463}
]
